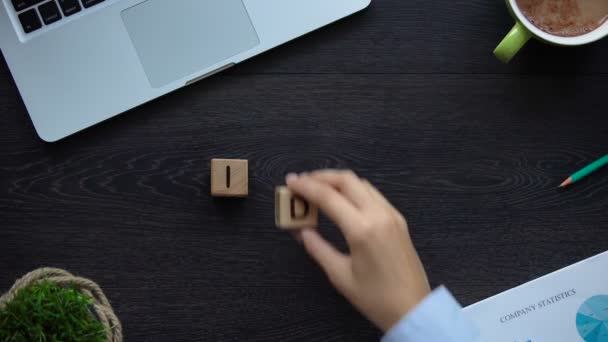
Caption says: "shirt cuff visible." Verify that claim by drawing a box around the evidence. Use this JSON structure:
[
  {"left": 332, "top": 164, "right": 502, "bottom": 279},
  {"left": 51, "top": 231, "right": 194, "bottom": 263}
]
[{"left": 382, "top": 286, "right": 479, "bottom": 342}]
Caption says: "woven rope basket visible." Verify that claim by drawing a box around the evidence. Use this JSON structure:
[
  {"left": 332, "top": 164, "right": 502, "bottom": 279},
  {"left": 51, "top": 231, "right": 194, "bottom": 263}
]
[{"left": 0, "top": 268, "right": 122, "bottom": 342}]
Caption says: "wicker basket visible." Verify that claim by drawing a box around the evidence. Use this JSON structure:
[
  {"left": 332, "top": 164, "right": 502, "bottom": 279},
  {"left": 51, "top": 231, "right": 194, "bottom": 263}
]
[{"left": 0, "top": 268, "right": 122, "bottom": 342}]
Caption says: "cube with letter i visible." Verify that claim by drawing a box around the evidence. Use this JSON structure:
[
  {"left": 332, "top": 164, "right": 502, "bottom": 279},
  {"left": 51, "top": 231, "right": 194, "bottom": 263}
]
[{"left": 211, "top": 159, "right": 248, "bottom": 197}]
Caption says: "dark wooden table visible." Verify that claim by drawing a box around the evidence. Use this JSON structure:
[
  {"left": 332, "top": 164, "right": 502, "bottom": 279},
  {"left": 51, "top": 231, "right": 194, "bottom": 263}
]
[{"left": 2, "top": 1, "right": 608, "bottom": 341}]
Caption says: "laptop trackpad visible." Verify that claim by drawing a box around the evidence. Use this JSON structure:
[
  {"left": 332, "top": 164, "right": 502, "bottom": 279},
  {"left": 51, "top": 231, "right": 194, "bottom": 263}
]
[{"left": 122, "top": 0, "right": 259, "bottom": 88}]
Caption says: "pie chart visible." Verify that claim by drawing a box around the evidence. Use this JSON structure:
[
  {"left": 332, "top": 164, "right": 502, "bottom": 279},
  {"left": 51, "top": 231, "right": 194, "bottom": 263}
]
[{"left": 576, "top": 295, "right": 608, "bottom": 342}]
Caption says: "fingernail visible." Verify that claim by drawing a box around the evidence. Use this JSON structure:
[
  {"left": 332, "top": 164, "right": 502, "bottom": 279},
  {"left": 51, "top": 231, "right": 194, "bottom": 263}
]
[{"left": 286, "top": 173, "right": 298, "bottom": 185}]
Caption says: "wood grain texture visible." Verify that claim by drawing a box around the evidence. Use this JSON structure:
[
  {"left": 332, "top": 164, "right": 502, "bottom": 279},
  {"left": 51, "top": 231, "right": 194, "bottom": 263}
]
[
  {"left": 1, "top": 1, "right": 608, "bottom": 341},
  {"left": 228, "top": 0, "right": 608, "bottom": 75}
]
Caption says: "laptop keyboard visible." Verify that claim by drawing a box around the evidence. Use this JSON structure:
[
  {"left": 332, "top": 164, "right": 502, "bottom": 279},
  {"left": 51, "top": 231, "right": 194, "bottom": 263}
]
[{"left": 14, "top": 0, "right": 105, "bottom": 33}]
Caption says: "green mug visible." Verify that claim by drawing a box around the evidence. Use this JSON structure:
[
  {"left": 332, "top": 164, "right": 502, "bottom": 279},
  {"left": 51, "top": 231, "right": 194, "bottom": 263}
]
[{"left": 494, "top": 0, "right": 608, "bottom": 63}]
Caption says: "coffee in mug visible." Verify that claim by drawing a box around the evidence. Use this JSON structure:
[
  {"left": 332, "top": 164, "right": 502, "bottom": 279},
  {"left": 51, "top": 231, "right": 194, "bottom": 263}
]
[
  {"left": 515, "top": 0, "right": 608, "bottom": 37},
  {"left": 495, "top": 0, "right": 608, "bottom": 63}
]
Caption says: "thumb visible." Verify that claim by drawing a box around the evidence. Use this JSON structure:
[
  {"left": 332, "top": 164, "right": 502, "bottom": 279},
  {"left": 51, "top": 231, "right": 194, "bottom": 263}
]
[{"left": 300, "top": 228, "right": 352, "bottom": 292}]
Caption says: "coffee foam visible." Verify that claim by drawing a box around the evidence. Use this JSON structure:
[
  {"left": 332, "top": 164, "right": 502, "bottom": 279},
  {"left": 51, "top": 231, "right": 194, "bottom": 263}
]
[{"left": 516, "top": 0, "right": 608, "bottom": 37}]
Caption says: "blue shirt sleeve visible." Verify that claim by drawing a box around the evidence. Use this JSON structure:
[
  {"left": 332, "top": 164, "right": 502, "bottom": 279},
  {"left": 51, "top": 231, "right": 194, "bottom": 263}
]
[{"left": 381, "top": 286, "right": 479, "bottom": 342}]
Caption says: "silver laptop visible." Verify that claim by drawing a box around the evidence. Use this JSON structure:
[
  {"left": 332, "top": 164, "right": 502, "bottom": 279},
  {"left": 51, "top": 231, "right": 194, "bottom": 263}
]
[{"left": 0, "top": 0, "right": 370, "bottom": 141}]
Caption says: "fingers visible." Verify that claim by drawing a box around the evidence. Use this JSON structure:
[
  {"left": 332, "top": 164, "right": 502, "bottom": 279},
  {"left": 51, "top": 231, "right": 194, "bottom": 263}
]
[
  {"left": 362, "top": 179, "right": 408, "bottom": 228},
  {"left": 306, "top": 170, "right": 372, "bottom": 209},
  {"left": 306, "top": 169, "right": 394, "bottom": 213},
  {"left": 300, "top": 229, "right": 352, "bottom": 292},
  {"left": 361, "top": 179, "right": 392, "bottom": 209},
  {"left": 287, "top": 174, "right": 362, "bottom": 238}
]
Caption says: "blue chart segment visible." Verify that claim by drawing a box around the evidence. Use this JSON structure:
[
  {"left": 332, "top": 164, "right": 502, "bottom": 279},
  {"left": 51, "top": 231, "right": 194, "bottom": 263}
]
[{"left": 576, "top": 295, "right": 608, "bottom": 342}]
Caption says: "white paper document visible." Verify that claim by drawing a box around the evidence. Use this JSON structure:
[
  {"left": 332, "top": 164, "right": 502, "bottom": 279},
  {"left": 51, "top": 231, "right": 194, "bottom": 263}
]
[{"left": 464, "top": 251, "right": 608, "bottom": 342}]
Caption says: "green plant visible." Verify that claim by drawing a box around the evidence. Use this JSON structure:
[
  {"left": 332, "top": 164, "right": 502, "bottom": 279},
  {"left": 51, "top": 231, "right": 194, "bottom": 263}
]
[{"left": 0, "top": 280, "right": 106, "bottom": 342}]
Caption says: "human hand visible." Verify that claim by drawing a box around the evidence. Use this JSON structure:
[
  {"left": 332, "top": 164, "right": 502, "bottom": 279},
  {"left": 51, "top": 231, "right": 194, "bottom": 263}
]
[{"left": 286, "top": 170, "right": 431, "bottom": 332}]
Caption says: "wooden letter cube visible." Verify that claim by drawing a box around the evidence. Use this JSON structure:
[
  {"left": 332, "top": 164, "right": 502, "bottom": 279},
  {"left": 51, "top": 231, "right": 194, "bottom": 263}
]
[
  {"left": 275, "top": 186, "right": 318, "bottom": 230},
  {"left": 211, "top": 159, "right": 248, "bottom": 197}
]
